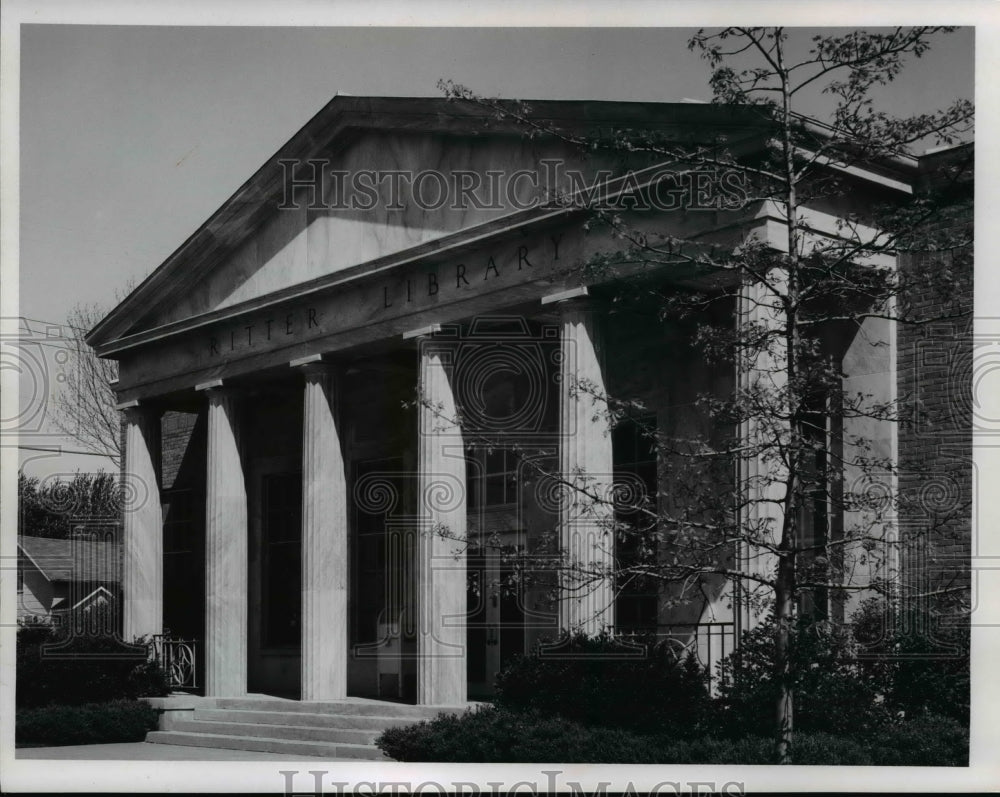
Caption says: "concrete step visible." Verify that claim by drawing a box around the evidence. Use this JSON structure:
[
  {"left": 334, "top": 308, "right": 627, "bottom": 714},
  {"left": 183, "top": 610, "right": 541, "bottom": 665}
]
[
  {"left": 211, "top": 698, "right": 471, "bottom": 720},
  {"left": 146, "top": 730, "right": 389, "bottom": 760},
  {"left": 192, "top": 708, "right": 425, "bottom": 731},
  {"left": 144, "top": 698, "right": 476, "bottom": 759},
  {"left": 172, "top": 719, "right": 380, "bottom": 745}
]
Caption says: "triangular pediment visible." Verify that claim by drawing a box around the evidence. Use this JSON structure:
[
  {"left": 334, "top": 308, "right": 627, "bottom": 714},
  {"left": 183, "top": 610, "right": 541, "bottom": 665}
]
[
  {"left": 86, "top": 97, "right": 789, "bottom": 352},
  {"left": 136, "top": 128, "right": 593, "bottom": 332}
]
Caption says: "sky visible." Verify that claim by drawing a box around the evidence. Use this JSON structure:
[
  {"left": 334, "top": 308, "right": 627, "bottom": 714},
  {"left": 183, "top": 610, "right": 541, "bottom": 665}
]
[{"left": 10, "top": 21, "right": 977, "bottom": 477}]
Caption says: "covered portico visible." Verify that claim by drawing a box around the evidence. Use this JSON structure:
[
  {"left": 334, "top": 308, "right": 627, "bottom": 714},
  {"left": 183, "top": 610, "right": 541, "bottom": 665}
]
[{"left": 113, "top": 291, "right": 617, "bottom": 705}]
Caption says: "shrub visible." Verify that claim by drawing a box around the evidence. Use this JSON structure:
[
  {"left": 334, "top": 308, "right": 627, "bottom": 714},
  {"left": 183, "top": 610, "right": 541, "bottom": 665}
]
[
  {"left": 378, "top": 706, "right": 670, "bottom": 763},
  {"left": 852, "top": 598, "right": 970, "bottom": 724},
  {"left": 714, "top": 613, "right": 895, "bottom": 737},
  {"left": 680, "top": 718, "right": 966, "bottom": 766},
  {"left": 16, "top": 700, "right": 159, "bottom": 746},
  {"left": 712, "top": 603, "right": 970, "bottom": 760},
  {"left": 493, "top": 631, "right": 710, "bottom": 736},
  {"left": 376, "top": 706, "right": 967, "bottom": 765},
  {"left": 872, "top": 712, "right": 969, "bottom": 767},
  {"left": 17, "top": 622, "right": 169, "bottom": 709}
]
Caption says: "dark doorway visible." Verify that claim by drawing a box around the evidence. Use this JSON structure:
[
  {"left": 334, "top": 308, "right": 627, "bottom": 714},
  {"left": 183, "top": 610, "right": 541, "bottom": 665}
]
[
  {"left": 351, "top": 456, "right": 417, "bottom": 702},
  {"left": 467, "top": 546, "right": 525, "bottom": 699}
]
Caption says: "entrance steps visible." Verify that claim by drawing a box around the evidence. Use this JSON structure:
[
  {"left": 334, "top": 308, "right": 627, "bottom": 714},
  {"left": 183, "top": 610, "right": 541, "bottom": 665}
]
[{"left": 145, "top": 695, "right": 473, "bottom": 760}]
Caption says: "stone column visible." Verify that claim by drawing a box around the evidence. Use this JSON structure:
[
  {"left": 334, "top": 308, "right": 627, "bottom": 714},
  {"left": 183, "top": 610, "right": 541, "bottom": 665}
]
[
  {"left": 199, "top": 381, "right": 248, "bottom": 697},
  {"left": 737, "top": 276, "right": 787, "bottom": 632},
  {"left": 545, "top": 289, "right": 615, "bottom": 635},
  {"left": 294, "top": 357, "right": 349, "bottom": 701},
  {"left": 120, "top": 403, "right": 162, "bottom": 643},
  {"left": 411, "top": 330, "right": 467, "bottom": 706},
  {"left": 840, "top": 313, "right": 897, "bottom": 620}
]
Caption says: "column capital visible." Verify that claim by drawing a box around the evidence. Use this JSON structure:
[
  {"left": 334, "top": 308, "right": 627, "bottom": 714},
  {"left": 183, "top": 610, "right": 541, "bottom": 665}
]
[
  {"left": 195, "top": 379, "right": 243, "bottom": 403},
  {"left": 117, "top": 400, "right": 161, "bottom": 424},
  {"left": 290, "top": 353, "right": 339, "bottom": 379},
  {"left": 402, "top": 323, "right": 442, "bottom": 341},
  {"left": 195, "top": 378, "right": 226, "bottom": 393},
  {"left": 541, "top": 285, "right": 589, "bottom": 307}
]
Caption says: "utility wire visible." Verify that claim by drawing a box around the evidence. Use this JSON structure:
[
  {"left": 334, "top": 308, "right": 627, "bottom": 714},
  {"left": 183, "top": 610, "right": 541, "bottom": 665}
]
[
  {"left": 17, "top": 317, "right": 91, "bottom": 334},
  {"left": 14, "top": 444, "right": 116, "bottom": 458}
]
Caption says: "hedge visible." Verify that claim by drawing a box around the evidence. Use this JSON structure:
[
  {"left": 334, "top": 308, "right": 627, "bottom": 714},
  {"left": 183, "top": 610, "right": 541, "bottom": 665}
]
[
  {"left": 493, "top": 631, "right": 710, "bottom": 736},
  {"left": 376, "top": 706, "right": 968, "bottom": 765},
  {"left": 713, "top": 604, "right": 970, "bottom": 738},
  {"left": 713, "top": 614, "right": 895, "bottom": 737},
  {"left": 377, "top": 707, "right": 668, "bottom": 763},
  {"left": 16, "top": 700, "right": 159, "bottom": 747},
  {"left": 17, "top": 622, "right": 169, "bottom": 709}
]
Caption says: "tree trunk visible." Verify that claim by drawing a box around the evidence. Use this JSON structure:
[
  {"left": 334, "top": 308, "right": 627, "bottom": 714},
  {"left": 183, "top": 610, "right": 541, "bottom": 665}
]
[
  {"left": 774, "top": 30, "right": 798, "bottom": 766},
  {"left": 774, "top": 552, "right": 795, "bottom": 764}
]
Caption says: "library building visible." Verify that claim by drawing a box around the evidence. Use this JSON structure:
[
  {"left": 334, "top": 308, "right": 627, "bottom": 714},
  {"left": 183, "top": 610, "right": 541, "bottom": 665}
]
[{"left": 86, "top": 95, "right": 972, "bottom": 708}]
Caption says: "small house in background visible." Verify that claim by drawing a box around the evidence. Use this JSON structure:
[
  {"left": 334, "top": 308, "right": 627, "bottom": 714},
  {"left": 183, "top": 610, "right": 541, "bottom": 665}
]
[{"left": 17, "top": 533, "right": 121, "bottom": 627}]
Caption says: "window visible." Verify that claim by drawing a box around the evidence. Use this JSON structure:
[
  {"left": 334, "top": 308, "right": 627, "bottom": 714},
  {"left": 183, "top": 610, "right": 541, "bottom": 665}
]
[
  {"left": 613, "top": 416, "right": 659, "bottom": 633},
  {"left": 161, "top": 487, "right": 203, "bottom": 638},
  {"left": 352, "top": 458, "right": 409, "bottom": 645},
  {"left": 262, "top": 472, "right": 302, "bottom": 648},
  {"left": 467, "top": 447, "right": 520, "bottom": 509},
  {"left": 162, "top": 488, "right": 197, "bottom": 556}
]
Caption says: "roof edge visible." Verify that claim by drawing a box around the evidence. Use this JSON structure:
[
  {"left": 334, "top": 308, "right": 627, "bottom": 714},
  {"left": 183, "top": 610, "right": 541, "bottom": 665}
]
[{"left": 85, "top": 96, "right": 773, "bottom": 349}]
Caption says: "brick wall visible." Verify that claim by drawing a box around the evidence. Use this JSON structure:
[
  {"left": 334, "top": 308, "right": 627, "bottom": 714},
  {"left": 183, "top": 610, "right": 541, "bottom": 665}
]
[
  {"left": 159, "top": 409, "right": 206, "bottom": 642},
  {"left": 160, "top": 410, "right": 205, "bottom": 490},
  {"left": 896, "top": 143, "right": 974, "bottom": 614}
]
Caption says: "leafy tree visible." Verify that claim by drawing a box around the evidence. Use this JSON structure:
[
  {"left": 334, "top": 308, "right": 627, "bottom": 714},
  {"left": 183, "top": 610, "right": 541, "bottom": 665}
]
[
  {"left": 433, "top": 27, "right": 972, "bottom": 762},
  {"left": 19, "top": 469, "right": 122, "bottom": 539}
]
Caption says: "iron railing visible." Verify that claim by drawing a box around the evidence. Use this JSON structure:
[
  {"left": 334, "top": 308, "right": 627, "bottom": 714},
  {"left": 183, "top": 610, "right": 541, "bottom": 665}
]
[
  {"left": 152, "top": 633, "right": 198, "bottom": 690},
  {"left": 618, "top": 622, "right": 737, "bottom": 690},
  {"left": 657, "top": 622, "right": 737, "bottom": 672}
]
